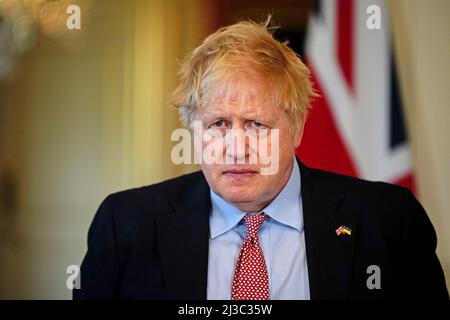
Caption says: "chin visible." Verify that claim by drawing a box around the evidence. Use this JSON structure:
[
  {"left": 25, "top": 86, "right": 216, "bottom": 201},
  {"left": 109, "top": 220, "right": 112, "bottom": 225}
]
[{"left": 221, "top": 187, "right": 258, "bottom": 204}]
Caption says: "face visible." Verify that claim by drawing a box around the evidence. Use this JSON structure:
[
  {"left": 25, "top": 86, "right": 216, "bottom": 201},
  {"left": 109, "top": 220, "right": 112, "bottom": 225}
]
[{"left": 194, "top": 75, "right": 303, "bottom": 212}]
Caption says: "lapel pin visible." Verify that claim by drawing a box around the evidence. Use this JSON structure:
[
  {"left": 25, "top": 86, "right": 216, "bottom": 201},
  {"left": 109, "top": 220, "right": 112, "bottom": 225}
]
[{"left": 336, "top": 226, "right": 351, "bottom": 236}]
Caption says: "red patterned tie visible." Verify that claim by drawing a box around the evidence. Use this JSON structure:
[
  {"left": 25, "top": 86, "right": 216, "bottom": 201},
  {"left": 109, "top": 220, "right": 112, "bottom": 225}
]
[{"left": 231, "top": 213, "right": 269, "bottom": 300}]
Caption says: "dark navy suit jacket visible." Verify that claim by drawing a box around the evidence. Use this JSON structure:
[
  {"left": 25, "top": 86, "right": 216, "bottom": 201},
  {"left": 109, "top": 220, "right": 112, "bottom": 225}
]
[{"left": 73, "top": 159, "right": 448, "bottom": 299}]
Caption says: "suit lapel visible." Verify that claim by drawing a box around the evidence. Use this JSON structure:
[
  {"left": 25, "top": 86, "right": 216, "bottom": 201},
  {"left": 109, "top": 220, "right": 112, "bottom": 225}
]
[
  {"left": 300, "top": 160, "right": 357, "bottom": 299},
  {"left": 156, "top": 173, "right": 211, "bottom": 299}
]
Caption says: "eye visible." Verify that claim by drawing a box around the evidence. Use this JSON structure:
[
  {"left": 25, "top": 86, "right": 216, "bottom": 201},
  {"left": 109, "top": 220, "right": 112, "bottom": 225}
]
[
  {"left": 248, "top": 120, "right": 266, "bottom": 129},
  {"left": 210, "top": 120, "right": 228, "bottom": 128}
]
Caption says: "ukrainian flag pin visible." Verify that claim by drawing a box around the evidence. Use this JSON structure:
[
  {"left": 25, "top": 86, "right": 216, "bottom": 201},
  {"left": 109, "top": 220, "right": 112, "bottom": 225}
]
[{"left": 336, "top": 226, "right": 351, "bottom": 236}]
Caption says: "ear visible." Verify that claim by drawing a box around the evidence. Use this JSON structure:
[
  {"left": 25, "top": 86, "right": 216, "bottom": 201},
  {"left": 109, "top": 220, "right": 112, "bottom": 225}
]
[{"left": 294, "top": 122, "right": 305, "bottom": 149}]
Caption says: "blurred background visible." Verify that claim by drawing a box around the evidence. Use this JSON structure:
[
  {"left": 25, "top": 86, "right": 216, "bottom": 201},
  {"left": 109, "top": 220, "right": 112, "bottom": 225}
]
[{"left": 0, "top": 0, "right": 448, "bottom": 299}]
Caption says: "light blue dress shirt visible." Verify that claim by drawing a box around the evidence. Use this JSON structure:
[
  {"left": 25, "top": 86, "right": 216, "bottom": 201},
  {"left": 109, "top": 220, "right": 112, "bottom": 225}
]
[{"left": 207, "top": 158, "right": 310, "bottom": 300}]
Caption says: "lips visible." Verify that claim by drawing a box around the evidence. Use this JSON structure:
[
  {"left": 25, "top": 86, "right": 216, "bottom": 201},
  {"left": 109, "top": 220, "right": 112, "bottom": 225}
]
[{"left": 223, "top": 167, "right": 259, "bottom": 175}]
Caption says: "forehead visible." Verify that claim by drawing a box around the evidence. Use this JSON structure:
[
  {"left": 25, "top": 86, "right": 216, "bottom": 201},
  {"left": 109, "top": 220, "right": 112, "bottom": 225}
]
[
  {"left": 199, "top": 74, "right": 279, "bottom": 118},
  {"left": 200, "top": 102, "right": 273, "bottom": 121}
]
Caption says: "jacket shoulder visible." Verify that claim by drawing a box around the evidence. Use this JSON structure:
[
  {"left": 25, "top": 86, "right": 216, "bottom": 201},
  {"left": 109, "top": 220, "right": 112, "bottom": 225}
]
[
  {"left": 303, "top": 165, "right": 416, "bottom": 220},
  {"left": 306, "top": 165, "right": 411, "bottom": 198},
  {"left": 97, "top": 170, "right": 206, "bottom": 228},
  {"left": 108, "top": 170, "right": 205, "bottom": 203}
]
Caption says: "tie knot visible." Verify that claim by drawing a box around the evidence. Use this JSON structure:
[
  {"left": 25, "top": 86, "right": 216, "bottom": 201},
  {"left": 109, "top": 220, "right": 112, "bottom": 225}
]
[{"left": 243, "top": 213, "right": 266, "bottom": 238}]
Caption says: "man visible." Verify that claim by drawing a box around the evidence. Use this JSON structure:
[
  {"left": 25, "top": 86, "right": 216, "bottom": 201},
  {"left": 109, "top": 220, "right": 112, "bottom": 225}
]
[{"left": 73, "top": 19, "right": 448, "bottom": 300}]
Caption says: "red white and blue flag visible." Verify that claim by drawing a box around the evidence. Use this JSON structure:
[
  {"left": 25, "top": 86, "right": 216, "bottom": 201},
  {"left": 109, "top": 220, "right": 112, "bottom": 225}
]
[{"left": 297, "top": 0, "right": 416, "bottom": 193}]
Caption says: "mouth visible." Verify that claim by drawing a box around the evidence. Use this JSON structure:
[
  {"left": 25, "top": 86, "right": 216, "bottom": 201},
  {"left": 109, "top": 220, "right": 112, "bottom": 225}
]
[{"left": 222, "top": 168, "right": 259, "bottom": 177}]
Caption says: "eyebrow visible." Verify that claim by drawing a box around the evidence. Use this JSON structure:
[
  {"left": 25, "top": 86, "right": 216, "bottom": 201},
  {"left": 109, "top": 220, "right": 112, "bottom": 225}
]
[{"left": 200, "top": 107, "right": 267, "bottom": 119}]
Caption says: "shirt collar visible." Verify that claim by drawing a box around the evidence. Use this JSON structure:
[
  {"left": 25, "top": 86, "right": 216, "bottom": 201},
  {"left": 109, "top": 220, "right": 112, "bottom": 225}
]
[{"left": 209, "top": 157, "right": 303, "bottom": 239}]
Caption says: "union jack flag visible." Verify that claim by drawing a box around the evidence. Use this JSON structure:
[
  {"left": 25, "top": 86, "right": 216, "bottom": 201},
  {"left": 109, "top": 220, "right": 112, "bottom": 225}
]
[
  {"left": 297, "top": 0, "right": 415, "bottom": 193},
  {"left": 336, "top": 226, "right": 344, "bottom": 236}
]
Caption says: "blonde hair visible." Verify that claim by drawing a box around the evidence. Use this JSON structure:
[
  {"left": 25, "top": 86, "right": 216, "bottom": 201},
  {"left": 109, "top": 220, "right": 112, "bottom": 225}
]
[{"left": 170, "top": 16, "right": 318, "bottom": 133}]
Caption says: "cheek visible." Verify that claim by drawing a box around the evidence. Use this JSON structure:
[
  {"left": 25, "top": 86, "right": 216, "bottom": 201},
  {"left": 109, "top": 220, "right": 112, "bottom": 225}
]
[
  {"left": 264, "top": 129, "right": 294, "bottom": 157},
  {"left": 201, "top": 163, "right": 220, "bottom": 179},
  {"left": 279, "top": 127, "right": 296, "bottom": 152},
  {"left": 201, "top": 134, "right": 227, "bottom": 164}
]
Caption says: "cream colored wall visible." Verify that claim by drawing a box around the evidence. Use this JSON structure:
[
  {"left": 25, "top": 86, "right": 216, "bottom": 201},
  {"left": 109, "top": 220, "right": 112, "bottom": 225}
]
[
  {"left": 389, "top": 0, "right": 450, "bottom": 289},
  {"left": 0, "top": 0, "right": 206, "bottom": 299}
]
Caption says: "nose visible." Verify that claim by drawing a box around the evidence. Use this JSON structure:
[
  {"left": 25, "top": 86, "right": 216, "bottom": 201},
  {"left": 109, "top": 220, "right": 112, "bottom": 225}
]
[{"left": 225, "top": 124, "right": 254, "bottom": 164}]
